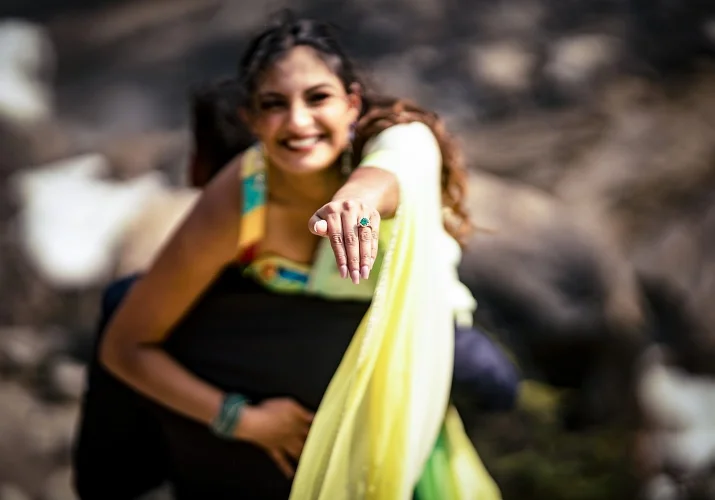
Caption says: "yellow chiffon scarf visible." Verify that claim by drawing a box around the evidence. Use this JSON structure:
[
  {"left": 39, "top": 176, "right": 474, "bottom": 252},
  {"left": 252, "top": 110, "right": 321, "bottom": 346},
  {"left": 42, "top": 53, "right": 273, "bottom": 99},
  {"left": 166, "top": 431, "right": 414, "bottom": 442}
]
[{"left": 289, "top": 123, "right": 502, "bottom": 500}]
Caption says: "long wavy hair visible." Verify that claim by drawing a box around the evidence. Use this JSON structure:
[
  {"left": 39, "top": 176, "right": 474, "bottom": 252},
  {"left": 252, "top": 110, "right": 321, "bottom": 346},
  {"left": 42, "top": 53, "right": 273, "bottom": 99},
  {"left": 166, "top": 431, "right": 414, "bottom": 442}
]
[{"left": 234, "top": 10, "right": 473, "bottom": 244}]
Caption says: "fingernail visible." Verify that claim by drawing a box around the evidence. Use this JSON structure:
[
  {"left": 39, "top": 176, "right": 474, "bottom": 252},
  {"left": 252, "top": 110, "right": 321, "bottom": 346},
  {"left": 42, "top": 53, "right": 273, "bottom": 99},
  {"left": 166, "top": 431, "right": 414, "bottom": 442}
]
[
  {"left": 339, "top": 265, "right": 348, "bottom": 279},
  {"left": 361, "top": 265, "right": 370, "bottom": 279},
  {"left": 351, "top": 270, "right": 360, "bottom": 285}
]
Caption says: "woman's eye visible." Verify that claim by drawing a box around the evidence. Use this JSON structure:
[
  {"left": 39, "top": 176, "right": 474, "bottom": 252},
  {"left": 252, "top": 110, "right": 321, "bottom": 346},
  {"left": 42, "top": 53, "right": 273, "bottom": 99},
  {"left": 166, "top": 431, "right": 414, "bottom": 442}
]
[
  {"left": 259, "top": 101, "right": 285, "bottom": 111},
  {"left": 308, "top": 93, "right": 330, "bottom": 105}
]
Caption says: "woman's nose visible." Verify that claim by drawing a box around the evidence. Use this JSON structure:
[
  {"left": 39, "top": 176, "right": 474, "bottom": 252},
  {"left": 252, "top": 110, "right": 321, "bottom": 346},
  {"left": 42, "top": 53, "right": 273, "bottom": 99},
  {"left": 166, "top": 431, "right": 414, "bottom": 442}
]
[{"left": 286, "top": 101, "right": 313, "bottom": 130}]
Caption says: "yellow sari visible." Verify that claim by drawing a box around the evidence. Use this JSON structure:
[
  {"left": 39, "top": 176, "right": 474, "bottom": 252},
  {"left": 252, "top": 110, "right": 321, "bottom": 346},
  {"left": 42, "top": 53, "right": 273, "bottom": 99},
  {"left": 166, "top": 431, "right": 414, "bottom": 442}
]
[{"left": 287, "top": 123, "right": 501, "bottom": 500}]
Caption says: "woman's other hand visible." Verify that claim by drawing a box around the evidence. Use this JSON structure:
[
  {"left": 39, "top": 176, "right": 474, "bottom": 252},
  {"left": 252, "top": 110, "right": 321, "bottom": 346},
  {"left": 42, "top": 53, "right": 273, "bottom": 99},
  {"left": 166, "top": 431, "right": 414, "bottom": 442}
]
[
  {"left": 308, "top": 199, "right": 380, "bottom": 285},
  {"left": 237, "top": 398, "right": 314, "bottom": 478}
]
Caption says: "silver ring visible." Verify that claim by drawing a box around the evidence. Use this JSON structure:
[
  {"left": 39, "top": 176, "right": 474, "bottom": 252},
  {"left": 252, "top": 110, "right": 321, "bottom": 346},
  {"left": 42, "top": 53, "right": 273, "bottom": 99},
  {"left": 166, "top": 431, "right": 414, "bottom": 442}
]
[{"left": 358, "top": 217, "right": 371, "bottom": 229}]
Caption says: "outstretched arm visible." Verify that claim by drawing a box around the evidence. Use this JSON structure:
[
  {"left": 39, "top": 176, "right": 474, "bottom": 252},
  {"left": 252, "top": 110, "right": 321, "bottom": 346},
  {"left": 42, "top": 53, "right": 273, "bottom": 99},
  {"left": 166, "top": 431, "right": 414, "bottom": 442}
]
[{"left": 309, "top": 122, "right": 441, "bottom": 284}]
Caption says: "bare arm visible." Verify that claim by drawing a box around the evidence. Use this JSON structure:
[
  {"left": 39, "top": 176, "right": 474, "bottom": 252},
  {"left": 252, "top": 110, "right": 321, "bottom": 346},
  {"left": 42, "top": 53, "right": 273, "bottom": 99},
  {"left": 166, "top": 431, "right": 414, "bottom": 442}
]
[
  {"left": 99, "top": 157, "right": 250, "bottom": 432},
  {"left": 331, "top": 166, "right": 399, "bottom": 219},
  {"left": 336, "top": 122, "right": 441, "bottom": 219},
  {"left": 310, "top": 123, "right": 441, "bottom": 283}
]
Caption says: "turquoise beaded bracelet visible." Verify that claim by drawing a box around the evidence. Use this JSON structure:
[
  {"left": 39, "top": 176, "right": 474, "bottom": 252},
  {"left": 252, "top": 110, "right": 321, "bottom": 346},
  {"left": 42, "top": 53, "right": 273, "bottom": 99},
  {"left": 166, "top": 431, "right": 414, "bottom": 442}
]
[{"left": 210, "top": 393, "right": 249, "bottom": 438}]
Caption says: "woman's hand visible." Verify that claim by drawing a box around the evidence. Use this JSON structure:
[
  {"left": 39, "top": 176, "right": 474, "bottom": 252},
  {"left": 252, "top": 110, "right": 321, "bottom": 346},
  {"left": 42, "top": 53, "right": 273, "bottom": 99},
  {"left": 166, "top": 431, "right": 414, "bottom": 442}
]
[
  {"left": 237, "top": 398, "right": 314, "bottom": 478},
  {"left": 308, "top": 199, "right": 380, "bottom": 285}
]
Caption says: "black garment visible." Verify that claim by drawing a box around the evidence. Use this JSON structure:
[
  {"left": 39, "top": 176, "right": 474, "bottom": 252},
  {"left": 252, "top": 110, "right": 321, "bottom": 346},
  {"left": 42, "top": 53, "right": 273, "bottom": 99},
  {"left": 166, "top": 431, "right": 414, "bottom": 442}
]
[
  {"left": 72, "top": 274, "right": 169, "bottom": 500},
  {"left": 72, "top": 268, "right": 369, "bottom": 500},
  {"left": 159, "top": 267, "right": 369, "bottom": 499},
  {"left": 73, "top": 267, "right": 519, "bottom": 499}
]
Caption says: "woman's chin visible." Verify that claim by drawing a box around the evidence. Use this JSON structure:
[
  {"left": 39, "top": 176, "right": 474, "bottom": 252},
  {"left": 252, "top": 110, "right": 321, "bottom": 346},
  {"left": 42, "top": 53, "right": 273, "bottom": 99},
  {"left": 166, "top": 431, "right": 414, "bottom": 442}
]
[{"left": 275, "top": 153, "right": 338, "bottom": 175}]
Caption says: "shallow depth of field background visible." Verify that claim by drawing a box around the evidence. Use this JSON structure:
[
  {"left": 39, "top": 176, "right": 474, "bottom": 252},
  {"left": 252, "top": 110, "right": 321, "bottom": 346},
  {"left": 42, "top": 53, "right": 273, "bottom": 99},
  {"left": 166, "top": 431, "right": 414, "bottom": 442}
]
[{"left": 1, "top": 1, "right": 715, "bottom": 499}]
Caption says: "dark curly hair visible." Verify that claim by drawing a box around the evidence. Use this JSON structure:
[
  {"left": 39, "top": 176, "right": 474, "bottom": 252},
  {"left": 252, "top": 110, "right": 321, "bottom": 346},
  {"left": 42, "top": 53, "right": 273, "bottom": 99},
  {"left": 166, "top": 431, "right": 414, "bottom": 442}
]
[
  {"left": 236, "top": 10, "right": 473, "bottom": 244},
  {"left": 188, "top": 78, "right": 255, "bottom": 187}
]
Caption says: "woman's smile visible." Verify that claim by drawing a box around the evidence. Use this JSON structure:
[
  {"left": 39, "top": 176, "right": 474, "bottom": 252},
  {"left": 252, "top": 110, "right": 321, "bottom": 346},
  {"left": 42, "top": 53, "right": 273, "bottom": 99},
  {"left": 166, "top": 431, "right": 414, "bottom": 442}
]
[{"left": 281, "top": 134, "right": 327, "bottom": 152}]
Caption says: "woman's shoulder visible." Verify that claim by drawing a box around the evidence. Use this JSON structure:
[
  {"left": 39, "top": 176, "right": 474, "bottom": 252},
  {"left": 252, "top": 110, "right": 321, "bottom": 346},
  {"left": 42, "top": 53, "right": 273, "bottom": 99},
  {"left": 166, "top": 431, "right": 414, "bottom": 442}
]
[
  {"left": 189, "top": 144, "right": 261, "bottom": 222},
  {"left": 358, "top": 121, "right": 441, "bottom": 175},
  {"left": 362, "top": 121, "right": 436, "bottom": 153}
]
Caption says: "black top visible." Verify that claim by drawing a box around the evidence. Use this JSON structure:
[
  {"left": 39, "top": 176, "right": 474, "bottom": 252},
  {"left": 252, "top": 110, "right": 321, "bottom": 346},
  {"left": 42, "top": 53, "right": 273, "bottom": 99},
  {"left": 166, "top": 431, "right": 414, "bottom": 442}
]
[{"left": 155, "top": 266, "right": 370, "bottom": 499}]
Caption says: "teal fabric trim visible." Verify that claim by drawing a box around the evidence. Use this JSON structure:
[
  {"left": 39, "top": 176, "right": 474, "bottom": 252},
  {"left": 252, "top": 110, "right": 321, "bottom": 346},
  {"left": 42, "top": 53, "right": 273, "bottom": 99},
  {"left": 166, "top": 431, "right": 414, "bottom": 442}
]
[{"left": 242, "top": 172, "right": 265, "bottom": 214}]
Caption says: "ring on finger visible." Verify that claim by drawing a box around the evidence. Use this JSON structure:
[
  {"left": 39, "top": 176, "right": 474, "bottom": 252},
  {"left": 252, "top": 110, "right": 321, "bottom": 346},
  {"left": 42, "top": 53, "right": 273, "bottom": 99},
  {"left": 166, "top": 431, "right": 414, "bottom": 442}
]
[{"left": 357, "top": 216, "right": 371, "bottom": 229}]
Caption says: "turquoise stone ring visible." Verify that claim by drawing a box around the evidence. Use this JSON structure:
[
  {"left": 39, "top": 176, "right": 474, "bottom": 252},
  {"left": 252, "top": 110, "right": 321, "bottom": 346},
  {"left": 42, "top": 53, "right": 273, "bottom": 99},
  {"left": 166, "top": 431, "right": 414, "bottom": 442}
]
[{"left": 358, "top": 217, "right": 371, "bottom": 228}]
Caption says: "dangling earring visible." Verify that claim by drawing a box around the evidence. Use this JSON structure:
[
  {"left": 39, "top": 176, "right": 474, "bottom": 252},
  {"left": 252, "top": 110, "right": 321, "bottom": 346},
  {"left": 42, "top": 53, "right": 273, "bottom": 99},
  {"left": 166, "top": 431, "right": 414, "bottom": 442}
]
[{"left": 341, "top": 123, "right": 356, "bottom": 177}]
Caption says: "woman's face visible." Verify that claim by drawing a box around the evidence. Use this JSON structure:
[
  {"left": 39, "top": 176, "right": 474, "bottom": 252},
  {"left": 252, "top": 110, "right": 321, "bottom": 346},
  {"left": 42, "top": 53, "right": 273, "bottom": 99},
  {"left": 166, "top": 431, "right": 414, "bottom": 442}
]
[{"left": 245, "top": 46, "right": 361, "bottom": 175}]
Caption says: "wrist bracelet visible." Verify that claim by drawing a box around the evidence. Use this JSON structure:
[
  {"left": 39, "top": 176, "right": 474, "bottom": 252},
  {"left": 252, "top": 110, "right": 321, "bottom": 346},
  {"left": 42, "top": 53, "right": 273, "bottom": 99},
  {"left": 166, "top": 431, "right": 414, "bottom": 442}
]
[{"left": 210, "top": 393, "right": 249, "bottom": 438}]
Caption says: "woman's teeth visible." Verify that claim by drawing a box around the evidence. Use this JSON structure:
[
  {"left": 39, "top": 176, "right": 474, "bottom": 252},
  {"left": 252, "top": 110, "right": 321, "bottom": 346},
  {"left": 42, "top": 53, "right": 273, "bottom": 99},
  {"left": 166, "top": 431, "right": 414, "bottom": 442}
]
[{"left": 286, "top": 137, "right": 320, "bottom": 149}]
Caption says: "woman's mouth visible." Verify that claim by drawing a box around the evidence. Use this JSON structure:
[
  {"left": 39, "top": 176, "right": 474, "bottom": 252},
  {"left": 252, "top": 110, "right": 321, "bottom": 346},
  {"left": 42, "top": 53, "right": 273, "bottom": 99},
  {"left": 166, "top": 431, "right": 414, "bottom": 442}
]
[{"left": 281, "top": 135, "right": 325, "bottom": 151}]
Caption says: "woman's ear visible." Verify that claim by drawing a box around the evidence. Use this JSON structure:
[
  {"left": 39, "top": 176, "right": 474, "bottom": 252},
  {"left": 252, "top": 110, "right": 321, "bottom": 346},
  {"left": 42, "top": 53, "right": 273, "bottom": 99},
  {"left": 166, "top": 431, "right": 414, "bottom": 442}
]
[{"left": 347, "top": 83, "right": 363, "bottom": 117}]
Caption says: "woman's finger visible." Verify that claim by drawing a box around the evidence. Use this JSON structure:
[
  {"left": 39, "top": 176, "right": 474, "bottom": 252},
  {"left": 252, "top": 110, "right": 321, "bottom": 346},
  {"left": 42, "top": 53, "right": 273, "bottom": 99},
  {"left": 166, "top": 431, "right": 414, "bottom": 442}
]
[
  {"left": 284, "top": 438, "right": 305, "bottom": 461},
  {"left": 270, "top": 449, "right": 295, "bottom": 478},
  {"left": 340, "top": 203, "right": 361, "bottom": 284},
  {"left": 286, "top": 399, "right": 314, "bottom": 426},
  {"left": 357, "top": 217, "right": 372, "bottom": 280},
  {"left": 293, "top": 405, "right": 314, "bottom": 424},
  {"left": 308, "top": 215, "right": 328, "bottom": 236},
  {"left": 324, "top": 211, "right": 348, "bottom": 279}
]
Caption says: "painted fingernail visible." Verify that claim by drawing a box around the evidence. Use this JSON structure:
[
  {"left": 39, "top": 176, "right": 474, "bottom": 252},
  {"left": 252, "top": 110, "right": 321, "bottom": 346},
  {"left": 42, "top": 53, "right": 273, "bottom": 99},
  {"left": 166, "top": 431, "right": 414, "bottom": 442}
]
[
  {"left": 361, "top": 265, "right": 370, "bottom": 279},
  {"left": 351, "top": 270, "right": 360, "bottom": 285},
  {"left": 339, "top": 265, "right": 348, "bottom": 279}
]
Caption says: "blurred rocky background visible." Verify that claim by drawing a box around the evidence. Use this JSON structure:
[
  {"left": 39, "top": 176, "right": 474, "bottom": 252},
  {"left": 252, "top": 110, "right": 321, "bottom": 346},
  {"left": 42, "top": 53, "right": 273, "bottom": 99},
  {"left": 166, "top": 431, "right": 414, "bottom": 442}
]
[{"left": 2, "top": 0, "right": 715, "bottom": 499}]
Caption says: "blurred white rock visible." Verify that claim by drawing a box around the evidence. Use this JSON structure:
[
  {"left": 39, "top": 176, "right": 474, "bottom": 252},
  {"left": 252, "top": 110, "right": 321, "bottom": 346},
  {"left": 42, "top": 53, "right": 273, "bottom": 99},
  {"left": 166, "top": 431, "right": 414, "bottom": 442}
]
[
  {"left": 641, "top": 474, "right": 679, "bottom": 500},
  {"left": 544, "top": 35, "right": 617, "bottom": 88},
  {"left": 0, "top": 19, "right": 55, "bottom": 128},
  {"left": 11, "top": 154, "right": 167, "bottom": 288},
  {"left": 468, "top": 41, "right": 536, "bottom": 92},
  {"left": 637, "top": 345, "right": 715, "bottom": 481},
  {"left": 116, "top": 187, "right": 198, "bottom": 277}
]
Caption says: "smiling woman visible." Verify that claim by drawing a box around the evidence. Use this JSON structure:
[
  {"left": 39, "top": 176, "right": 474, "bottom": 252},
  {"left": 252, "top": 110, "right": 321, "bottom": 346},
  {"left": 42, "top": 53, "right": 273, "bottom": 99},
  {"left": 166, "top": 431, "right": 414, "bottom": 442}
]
[
  {"left": 243, "top": 47, "right": 361, "bottom": 176},
  {"left": 83, "top": 9, "right": 499, "bottom": 500}
]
